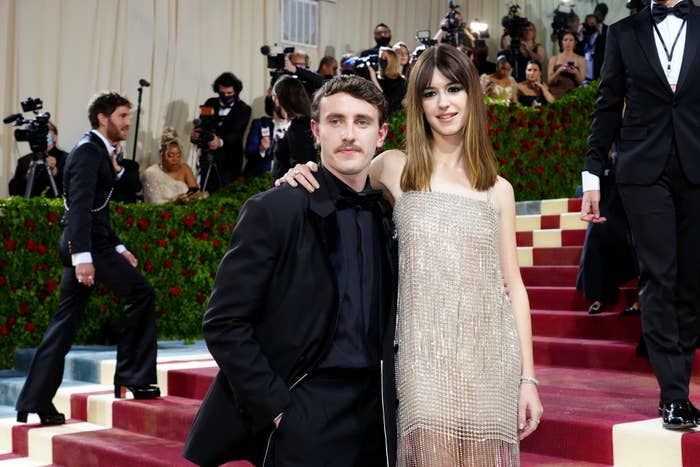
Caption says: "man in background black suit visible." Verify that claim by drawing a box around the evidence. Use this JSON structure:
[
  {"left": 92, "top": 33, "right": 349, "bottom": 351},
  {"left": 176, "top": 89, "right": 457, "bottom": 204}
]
[
  {"left": 581, "top": 0, "right": 700, "bottom": 430},
  {"left": 15, "top": 91, "right": 160, "bottom": 426},
  {"left": 192, "top": 71, "right": 251, "bottom": 193},
  {"left": 184, "top": 76, "right": 398, "bottom": 467}
]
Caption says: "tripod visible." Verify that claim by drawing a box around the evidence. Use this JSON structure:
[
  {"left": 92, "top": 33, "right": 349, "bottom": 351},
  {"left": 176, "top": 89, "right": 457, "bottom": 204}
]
[
  {"left": 25, "top": 152, "right": 59, "bottom": 199},
  {"left": 200, "top": 150, "right": 222, "bottom": 193}
]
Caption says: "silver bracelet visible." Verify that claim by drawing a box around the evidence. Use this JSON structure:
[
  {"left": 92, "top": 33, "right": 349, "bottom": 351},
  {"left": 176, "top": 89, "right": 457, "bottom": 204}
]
[{"left": 520, "top": 375, "right": 539, "bottom": 385}]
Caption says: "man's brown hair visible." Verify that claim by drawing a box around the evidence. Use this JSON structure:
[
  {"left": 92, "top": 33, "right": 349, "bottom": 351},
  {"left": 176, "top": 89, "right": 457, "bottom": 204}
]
[
  {"left": 311, "top": 75, "right": 388, "bottom": 126},
  {"left": 88, "top": 91, "right": 132, "bottom": 129}
]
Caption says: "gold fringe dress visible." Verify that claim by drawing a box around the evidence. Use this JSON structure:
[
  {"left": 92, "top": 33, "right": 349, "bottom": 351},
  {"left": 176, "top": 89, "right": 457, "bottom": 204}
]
[{"left": 394, "top": 191, "right": 521, "bottom": 467}]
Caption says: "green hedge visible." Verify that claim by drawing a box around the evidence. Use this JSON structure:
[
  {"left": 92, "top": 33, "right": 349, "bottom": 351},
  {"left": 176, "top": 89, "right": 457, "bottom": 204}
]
[
  {"left": 0, "top": 176, "right": 270, "bottom": 369},
  {"left": 0, "top": 86, "right": 598, "bottom": 368},
  {"left": 384, "top": 82, "right": 598, "bottom": 201}
]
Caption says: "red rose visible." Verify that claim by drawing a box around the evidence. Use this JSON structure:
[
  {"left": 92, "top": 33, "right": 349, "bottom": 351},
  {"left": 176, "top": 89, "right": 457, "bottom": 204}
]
[
  {"left": 126, "top": 216, "right": 134, "bottom": 227},
  {"left": 161, "top": 211, "right": 171, "bottom": 220},
  {"left": 196, "top": 293, "right": 207, "bottom": 304},
  {"left": 47, "top": 212, "right": 60, "bottom": 223},
  {"left": 183, "top": 213, "right": 196, "bottom": 229},
  {"left": 137, "top": 218, "right": 149, "bottom": 230},
  {"left": 172, "top": 251, "right": 178, "bottom": 259},
  {"left": 36, "top": 244, "right": 48, "bottom": 254},
  {"left": 200, "top": 232, "right": 209, "bottom": 240},
  {"left": 493, "top": 141, "right": 501, "bottom": 150},
  {"left": 7, "top": 316, "right": 16, "bottom": 325},
  {"left": 163, "top": 259, "right": 173, "bottom": 269},
  {"left": 5, "top": 239, "right": 18, "bottom": 250},
  {"left": 24, "top": 219, "right": 36, "bottom": 231},
  {"left": 170, "top": 286, "right": 181, "bottom": 296},
  {"left": 202, "top": 219, "right": 213, "bottom": 229},
  {"left": 0, "top": 325, "right": 7, "bottom": 336},
  {"left": 157, "top": 239, "right": 168, "bottom": 248},
  {"left": 116, "top": 206, "right": 125, "bottom": 214},
  {"left": 0, "top": 275, "right": 6, "bottom": 287},
  {"left": 19, "top": 303, "right": 32, "bottom": 315},
  {"left": 144, "top": 261, "right": 154, "bottom": 272},
  {"left": 212, "top": 239, "right": 221, "bottom": 249},
  {"left": 535, "top": 166, "right": 545, "bottom": 175},
  {"left": 168, "top": 230, "right": 177, "bottom": 239},
  {"left": 527, "top": 182, "right": 537, "bottom": 191},
  {"left": 26, "top": 239, "right": 38, "bottom": 252},
  {"left": 46, "top": 279, "right": 59, "bottom": 293},
  {"left": 24, "top": 322, "right": 36, "bottom": 333}
]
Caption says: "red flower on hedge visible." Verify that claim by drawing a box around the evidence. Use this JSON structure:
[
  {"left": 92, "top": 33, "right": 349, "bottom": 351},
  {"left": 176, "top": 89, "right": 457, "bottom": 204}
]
[
  {"left": 115, "top": 206, "right": 125, "bottom": 215},
  {"left": 170, "top": 286, "right": 181, "bottom": 297},
  {"left": 183, "top": 213, "right": 196, "bottom": 229},
  {"left": 157, "top": 239, "right": 168, "bottom": 248},
  {"left": 125, "top": 216, "right": 134, "bottom": 227},
  {"left": 161, "top": 211, "right": 171, "bottom": 220},
  {"left": 24, "top": 219, "right": 36, "bottom": 232},
  {"left": 5, "top": 240, "right": 17, "bottom": 251},
  {"left": 199, "top": 256, "right": 206, "bottom": 264},
  {"left": 144, "top": 261, "right": 154, "bottom": 272},
  {"left": 7, "top": 316, "right": 16, "bottom": 326},
  {"left": 202, "top": 219, "right": 213, "bottom": 229},
  {"left": 19, "top": 303, "right": 32, "bottom": 315},
  {"left": 137, "top": 218, "right": 149, "bottom": 230},
  {"left": 535, "top": 166, "right": 545, "bottom": 175},
  {"left": 45, "top": 279, "right": 59, "bottom": 293},
  {"left": 26, "top": 239, "right": 38, "bottom": 252},
  {"left": 0, "top": 325, "right": 7, "bottom": 336},
  {"left": 168, "top": 230, "right": 177, "bottom": 239},
  {"left": 212, "top": 239, "right": 221, "bottom": 249},
  {"left": 163, "top": 259, "right": 173, "bottom": 269},
  {"left": 196, "top": 293, "right": 207, "bottom": 304},
  {"left": 36, "top": 244, "right": 48, "bottom": 254},
  {"left": 0, "top": 275, "right": 6, "bottom": 287},
  {"left": 171, "top": 251, "right": 178, "bottom": 259},
  {"left": 47, "top": 212, "right": 60, "bottom": 223},
  {"left": 24, "top": 322, "right": 36, "bottom": 333}
]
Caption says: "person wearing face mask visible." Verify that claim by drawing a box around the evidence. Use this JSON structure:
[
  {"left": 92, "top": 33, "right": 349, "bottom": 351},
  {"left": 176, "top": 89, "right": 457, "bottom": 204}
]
[
  {"left": 360, "top": 22, "right": 392, "bottom": 57},
  {"left": 368, "top": 47, "right": 407, "bottom": 115},
  {"left": 581, "top": 14, "right": 605, "bottom": 82},
  {"left": 190, "top": 71, "right": 251, "bottom": 192},
  {"left": 9, "top": 121, "right": 67, "bottom": 198},
  {"left": 317, "top": 56, "right": 338, "bottom": 80}
]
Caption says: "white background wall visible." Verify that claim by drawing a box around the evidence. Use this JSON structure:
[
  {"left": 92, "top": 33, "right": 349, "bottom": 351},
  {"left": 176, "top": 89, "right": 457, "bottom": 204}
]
[{"left": 0, "top": 0, "right": 630, "bottom": 197}]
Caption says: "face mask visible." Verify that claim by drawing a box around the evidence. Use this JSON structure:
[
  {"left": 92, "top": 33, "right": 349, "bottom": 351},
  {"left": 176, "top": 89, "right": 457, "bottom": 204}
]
[
  {"left": 46, "top": 133, "right": 54, "bottom": 146},
  {"left": 584, "top": 24, "right": 597, "bottom": 34},
  {"left": 376, "top": 37, "right": 391, "bottom": 47},
  {"left": 219, "top": 93, "right": 235, "bottom": 107},
  {"left": 379, "top": 59, "right": 389, "bottom": 70}
]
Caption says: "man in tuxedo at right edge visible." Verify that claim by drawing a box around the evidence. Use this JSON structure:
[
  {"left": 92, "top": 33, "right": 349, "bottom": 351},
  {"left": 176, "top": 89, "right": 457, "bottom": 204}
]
[{"left": 581, "top": 0, "right": 700, "bottom": 429}]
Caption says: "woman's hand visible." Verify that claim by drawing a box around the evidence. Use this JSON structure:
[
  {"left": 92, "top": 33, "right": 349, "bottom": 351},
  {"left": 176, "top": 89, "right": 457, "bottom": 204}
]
[
  {"left": 274, "top": 161, "right": 320, "bottom": 192},
  {"left": 518, "top": 381, "right": 543, "bottom": 440}
]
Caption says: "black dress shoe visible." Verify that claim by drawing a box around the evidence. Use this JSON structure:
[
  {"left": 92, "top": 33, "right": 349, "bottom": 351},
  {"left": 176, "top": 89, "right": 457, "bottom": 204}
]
[
  {"left": 620, "top": 305, "right": 641, "bottom": 316},
  {"left": 16, "top": 403, "right": 66, "bottom": 426},
  {"left": 114, "top": 384, "right": 161, "bottom": 399},
  {"left": 587, "top": 302, "right": 607, "bottom": 315},
  {"left": 661, "top": 400, "right": 697, "bottom": 430}
]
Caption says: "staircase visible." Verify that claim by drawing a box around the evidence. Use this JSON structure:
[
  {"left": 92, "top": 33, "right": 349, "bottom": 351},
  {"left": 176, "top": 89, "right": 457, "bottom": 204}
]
[{"left": 1, "top": 198, "right": 699, "bottom": 466}]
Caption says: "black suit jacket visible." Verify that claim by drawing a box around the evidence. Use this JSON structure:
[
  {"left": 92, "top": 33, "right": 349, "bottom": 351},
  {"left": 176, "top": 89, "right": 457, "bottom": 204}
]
[
  {"left": 61, "top": 132, "right": 122, "bottom": 262},
  {"left": 201, "top": 97, "right": 251, "bottom": 182},
  {"left": 586, "top": 4, "right": 700, "bottom": 184},
  {"left": 183, "top": 176, "right": 398, "bottom": 467}
]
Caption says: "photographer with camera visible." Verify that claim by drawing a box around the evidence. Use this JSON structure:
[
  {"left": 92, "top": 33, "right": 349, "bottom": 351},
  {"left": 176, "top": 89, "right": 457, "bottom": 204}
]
[
  {"left": 434, "top": 4, "right": 474, "bottom": 50},
  {"left": 191, "top": 71, "right": 251, "bottom": 193},
  {"left": 9, "top": 120, "right": 67, "bottom": 198},
  {"left": 282, "top": 50, "right": 325, "bottom": 98},
  {"left": 501, "top": 21, "right": 546, "bottom": 83}
]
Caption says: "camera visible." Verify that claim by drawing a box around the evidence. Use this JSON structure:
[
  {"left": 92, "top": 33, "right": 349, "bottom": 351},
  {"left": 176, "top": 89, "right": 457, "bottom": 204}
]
[
  {"left": 551, "top": 2, "right": 575, "bottom": 45},
  {"left": 3, "top": 97, "right": 51, "bottom": 154},
  {"left": 260, "top": 44, "right": 296, "bottom": 82},
  {"left": 192, "top": 105, "right": 221, "bottom": 151},
  {"left": 502, "top": 4, "right": 530, "bottom": 51},
  {"left": 440, "top": 1, "right": 472, "bottom": 47},
  {"left": 339, "top": 54, "right": 379, "bottom": 80},
  {"left": 416, "top": 29, "right": 438, "bottom": 48}
]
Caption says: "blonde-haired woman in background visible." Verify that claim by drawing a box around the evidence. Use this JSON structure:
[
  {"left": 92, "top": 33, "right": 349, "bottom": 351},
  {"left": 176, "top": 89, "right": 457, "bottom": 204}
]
[
  {"left": 142, "top": 128, "right": 204, "bottom": 204},
  {"left": 368, "top": 46, "right": 407, "bottom": 114}
]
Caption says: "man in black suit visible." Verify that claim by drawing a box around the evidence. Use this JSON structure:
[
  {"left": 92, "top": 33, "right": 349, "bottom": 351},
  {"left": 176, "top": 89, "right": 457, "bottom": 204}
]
[
  {"left": 581, "top": 0, "right": 700, "bottom": 430},
  {"left": 192, "top": 71, "right": 251, "bottom": 193},
  {"left": 15, "top": 92, "right": 160, "bottom": 426},
  {"left": 184, "top": 76, "right": 397, "bottom": 467}
]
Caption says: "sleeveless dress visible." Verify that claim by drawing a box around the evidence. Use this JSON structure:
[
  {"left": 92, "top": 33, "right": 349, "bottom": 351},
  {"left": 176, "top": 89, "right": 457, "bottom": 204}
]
[
  {"left": 393, "top": 190, "right": 521, "bottom": 467},
  {"left": 549, "top": 63, "right": 579, "bottom": 98}
]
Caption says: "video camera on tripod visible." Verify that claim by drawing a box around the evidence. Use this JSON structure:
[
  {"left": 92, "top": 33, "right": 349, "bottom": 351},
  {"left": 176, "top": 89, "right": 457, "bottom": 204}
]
[
  {"left": 3, "top": 97, "right": 60, "bottom": 198},
  {"left": 502, "top": 4, "right": 530, "bottom": 53},
  {"left": 191, "top": 105, "right": 224, "bottom": 193},
  {"left": 260, "top": 44, "right": 296, "bottom": 84}
]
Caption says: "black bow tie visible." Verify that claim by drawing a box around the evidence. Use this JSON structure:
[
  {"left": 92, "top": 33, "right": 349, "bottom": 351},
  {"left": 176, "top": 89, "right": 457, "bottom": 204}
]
[
  {"left": 335, "top": 189, "right": 384, "bottom": 210},
  {"left": 652, "top": 2, "right": 689, "bottom": 24}
]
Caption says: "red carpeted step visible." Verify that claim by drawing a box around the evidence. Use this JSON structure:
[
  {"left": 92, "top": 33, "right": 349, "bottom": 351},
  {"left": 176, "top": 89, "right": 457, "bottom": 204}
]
[
  {"left": 532, "top": 309, "right": 641, "bottom": 342},
  {"left": 167, "top": 366, "right": 218, "bottom": 400},
  {"left": 527, "top": 287, "right": 589, "bottom": 311},
  {"left": 517, "top": 231, "right": 534, "bottom": 247},
  {"left": 568, "top": 198, "right": 582, "bottom": 212},
  {"left": 540, "top": 215, "right": 560, "bottom": 229},
  {"left": 533, "top": 246, "right": 583, "bottom": 266},
  {"left": 51, "top": 428, "right": 252, "bottom": 467},
  {"left": 521, "top": 451, "right": 611, "bottom": 466},
  {"left": 521, "top": 266, "right": 579, "bottom": 287},
  {"left": 561, "top": 229, "right": 586, "bottom": 246},
  {"left": 682, "top": 431, "right": 700, "bottom": 467},
  {"left": 533, "top": 336, "right": 653, "bottom": 372},
  {"left": 111, "top": 396, "right": 200, "bottom": 443}
]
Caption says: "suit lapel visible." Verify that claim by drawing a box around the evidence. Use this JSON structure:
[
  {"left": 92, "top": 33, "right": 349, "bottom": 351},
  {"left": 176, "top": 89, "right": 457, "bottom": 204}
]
[
  {"left": 676, "top": 6, "right": 700, "bottom": 93},
  {"left": 634, "top": 9, "right": 674, "bottom": 94}
]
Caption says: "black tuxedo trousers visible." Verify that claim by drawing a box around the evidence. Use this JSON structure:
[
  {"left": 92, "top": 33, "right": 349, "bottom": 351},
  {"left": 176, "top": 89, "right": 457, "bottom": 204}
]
[
  {"left": 15, "top": 244, "right": 157, "bottom": 412},
  {"left": 619, "top": 150, "right": 700, "bottom": 402}
]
